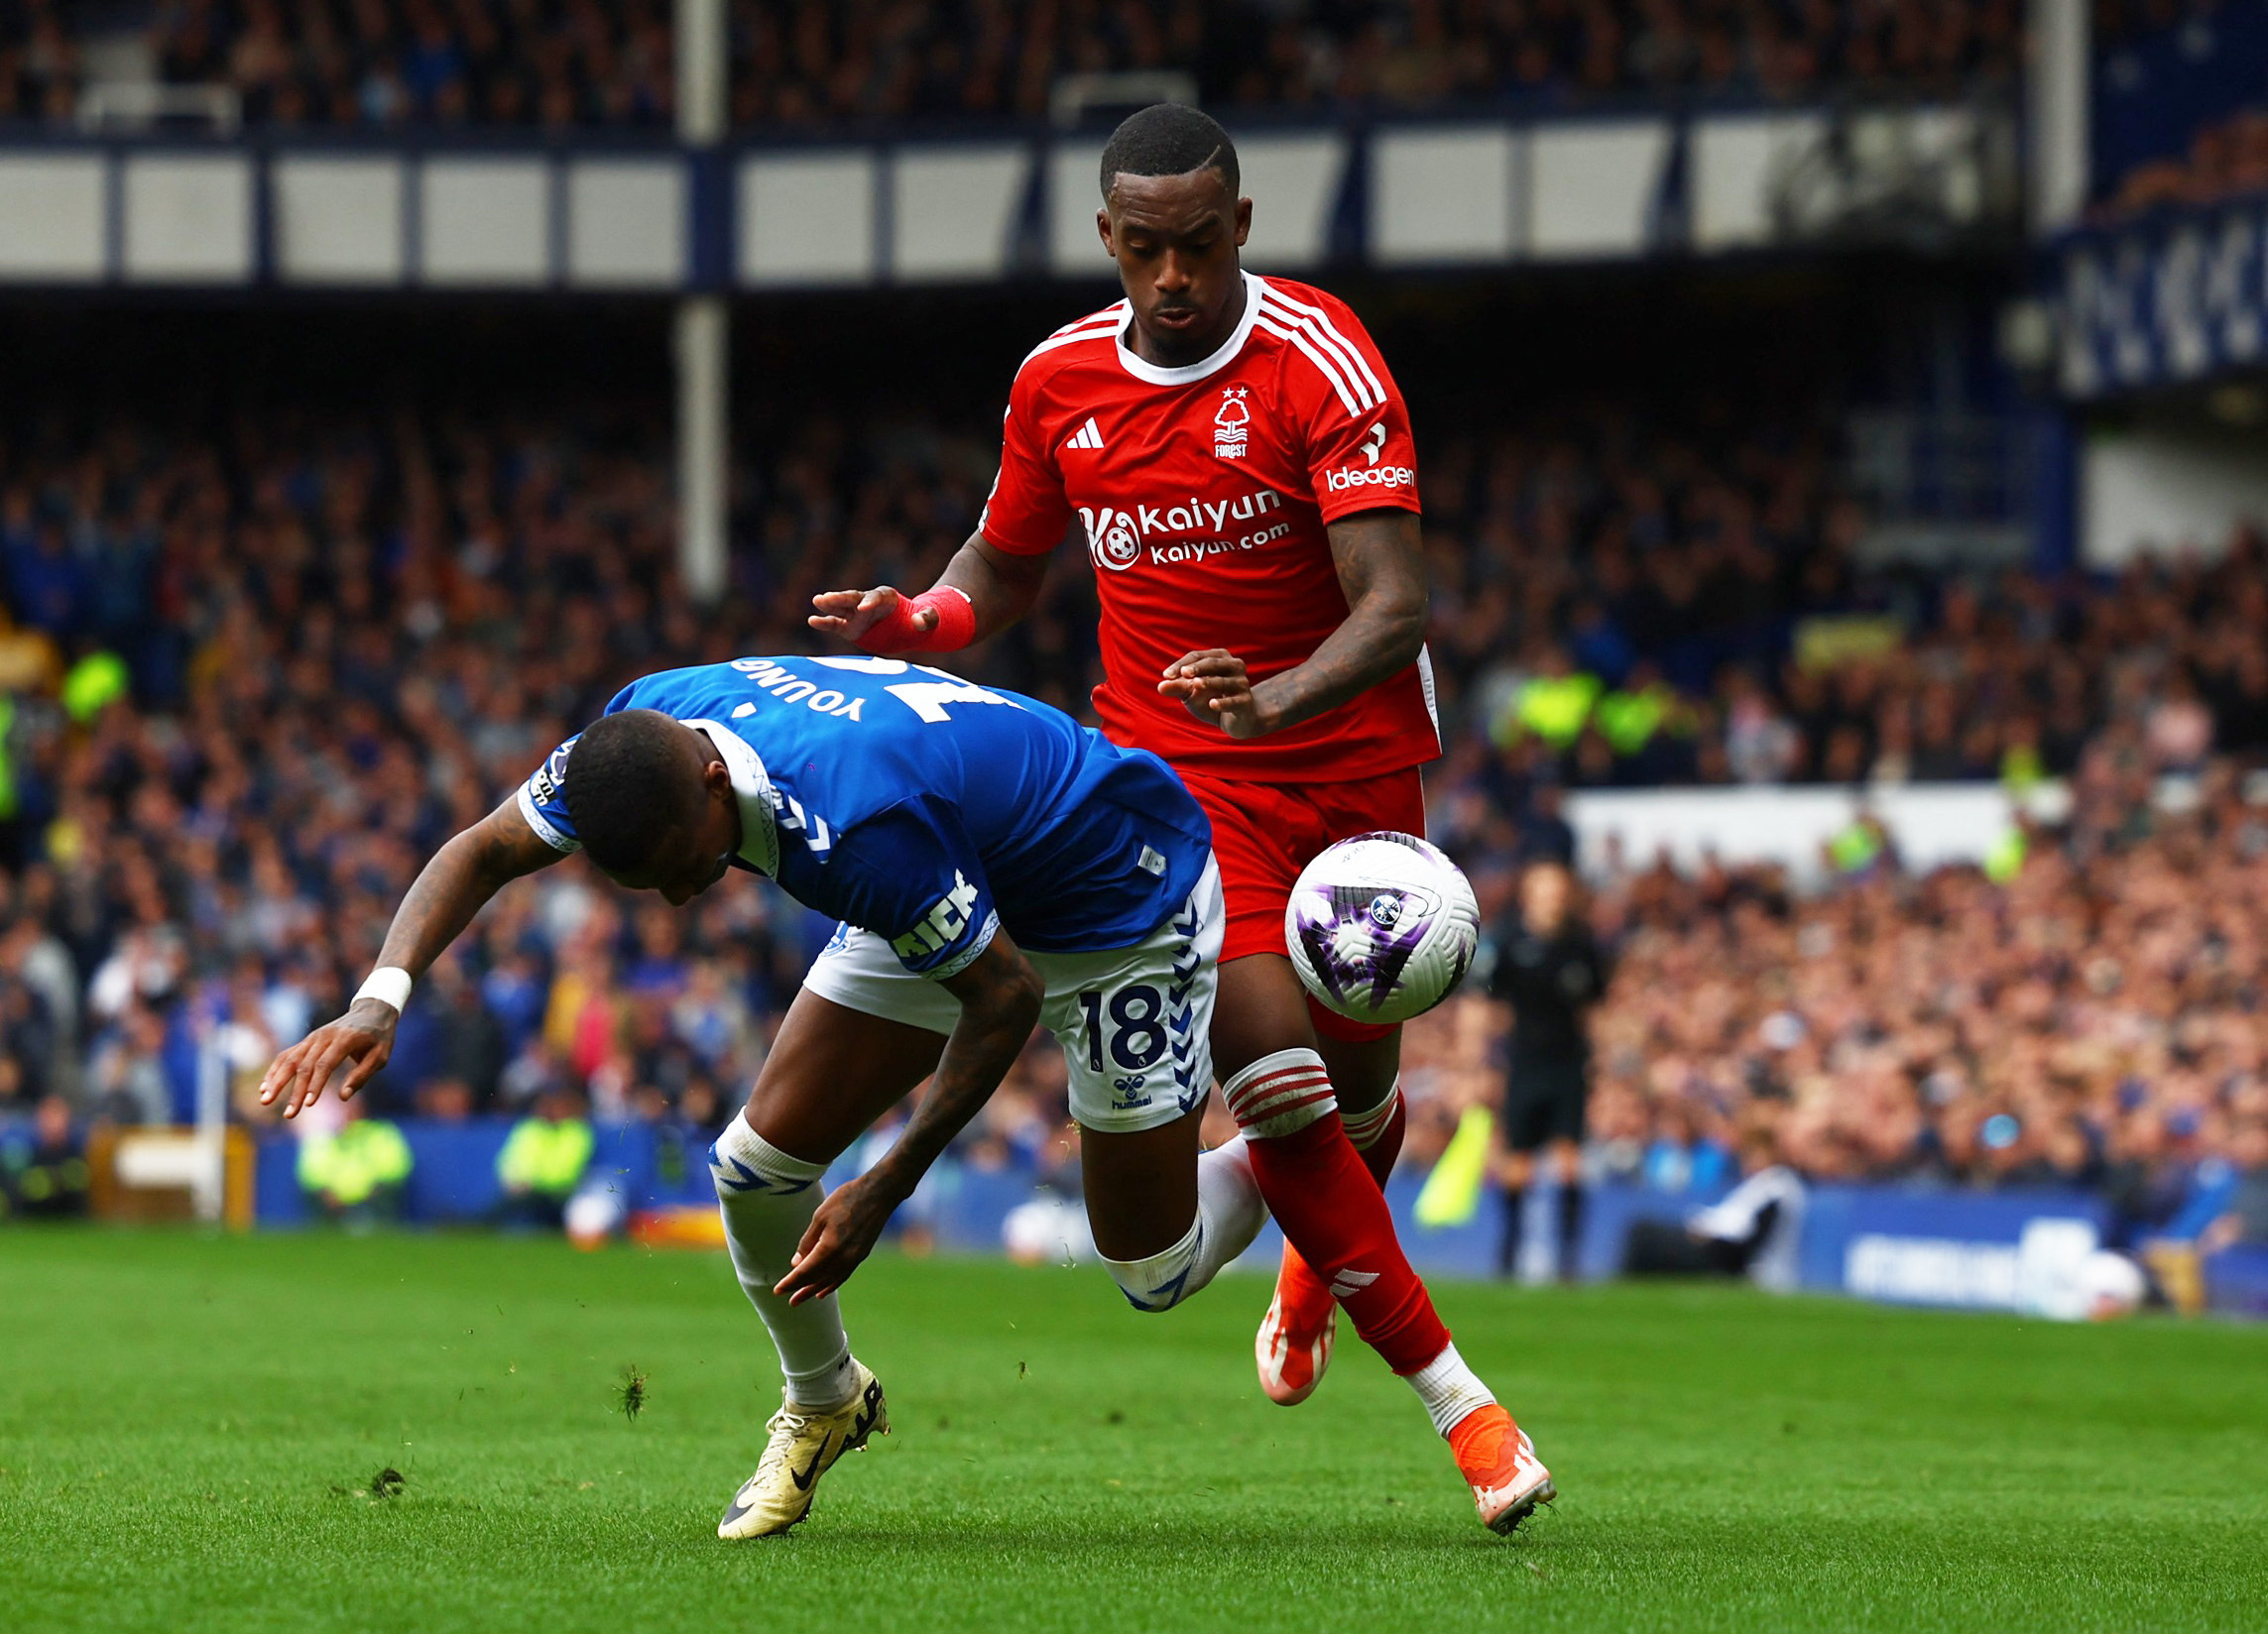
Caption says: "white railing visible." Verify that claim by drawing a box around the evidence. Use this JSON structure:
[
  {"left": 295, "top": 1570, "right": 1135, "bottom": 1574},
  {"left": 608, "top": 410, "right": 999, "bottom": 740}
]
[{"left": 76, "top": 81, "right": 242, "bottom": 135}]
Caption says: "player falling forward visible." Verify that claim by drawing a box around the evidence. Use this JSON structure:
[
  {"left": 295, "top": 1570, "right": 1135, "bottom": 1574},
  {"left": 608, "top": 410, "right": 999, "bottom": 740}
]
[
  {"left": 812, "top": 104, "right": 1551, "bottom": 1530},
  {"left": 259, "top": 654, "right": 1278, "bottom": 1538}
]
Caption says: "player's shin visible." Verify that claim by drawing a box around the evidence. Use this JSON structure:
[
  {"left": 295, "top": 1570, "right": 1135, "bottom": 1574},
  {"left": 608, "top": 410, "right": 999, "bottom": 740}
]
[
  {"left": 1100, "top": 1136, "right": 1265, "bottom": 1311},
  {"left": 1341, "top": 1080, "right": 1407, "bottom": 1189},
  {"left": 709, "top": 1118, "right": 862, "bottom": 1411},
  {"left": 1222, "top": 1050, "right": 1460, "bottom": 1377}
]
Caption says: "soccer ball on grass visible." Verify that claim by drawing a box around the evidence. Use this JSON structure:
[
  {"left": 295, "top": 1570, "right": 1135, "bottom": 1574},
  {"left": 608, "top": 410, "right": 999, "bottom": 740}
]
[{"left": 1285, "top": 832, "right": 1481, "bottom": 1026}]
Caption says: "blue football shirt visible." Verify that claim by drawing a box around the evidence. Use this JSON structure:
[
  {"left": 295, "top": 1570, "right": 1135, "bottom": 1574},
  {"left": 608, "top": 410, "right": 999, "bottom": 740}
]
[{"left": 516, "top": 656, "right": 1212, "bottom": 979}]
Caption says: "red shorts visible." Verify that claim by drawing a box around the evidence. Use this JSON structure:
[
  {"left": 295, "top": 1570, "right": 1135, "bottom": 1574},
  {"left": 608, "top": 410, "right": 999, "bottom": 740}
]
[{"left": 1176, "top": 764, "right": 1429, "bottom": 1044}]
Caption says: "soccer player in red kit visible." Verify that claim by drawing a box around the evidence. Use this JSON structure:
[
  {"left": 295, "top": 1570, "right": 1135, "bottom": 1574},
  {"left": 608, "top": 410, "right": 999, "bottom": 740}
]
[{"left": 811, "top": 104, "right": 1552, "bottom": 1531}]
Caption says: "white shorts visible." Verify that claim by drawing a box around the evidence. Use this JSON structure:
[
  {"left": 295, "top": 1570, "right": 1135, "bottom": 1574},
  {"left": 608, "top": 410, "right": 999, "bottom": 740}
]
[{"left": 803, "top": 856, "right": 1223, "bottom": 1134}]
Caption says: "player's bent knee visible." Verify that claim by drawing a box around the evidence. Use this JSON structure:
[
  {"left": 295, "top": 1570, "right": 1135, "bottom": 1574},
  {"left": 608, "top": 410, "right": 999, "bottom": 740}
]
[
  {"left": 1099, "top": 1213, "right": 1205, "bottom": 1313},
  {"left": 709, "top": 1119, "right": 827, "bottom": 1217},
  {"left": 1221, "top": 1047, "right": 1338, "bottom": 1139}
]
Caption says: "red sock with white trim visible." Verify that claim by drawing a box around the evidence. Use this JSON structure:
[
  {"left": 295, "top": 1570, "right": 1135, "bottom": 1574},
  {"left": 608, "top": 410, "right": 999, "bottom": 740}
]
[
  {"left": 1224, "top": 1051, "right": 1449, "bottom": 1376},
  {"left": 1342, "top": 1081, "right": 1406, "bottom": 1189},
  {"left": 1272, "top": 1082, "right": 1407, "bottom": 1322}
]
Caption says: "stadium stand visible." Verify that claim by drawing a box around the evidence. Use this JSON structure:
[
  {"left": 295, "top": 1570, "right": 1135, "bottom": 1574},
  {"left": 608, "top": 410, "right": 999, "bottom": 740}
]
[
  {"left": 0, "top": 333, "right": 2260, "bottom": 1240},
  {"left": 1402, "top": 747, "right": 2268, "bottom": 1245},
  {"left": 2090, "top": 0, "right": 2268, "bottom": 219},
  {"left": 3, "top": 0, "right": 2021, "bottom": 132}
]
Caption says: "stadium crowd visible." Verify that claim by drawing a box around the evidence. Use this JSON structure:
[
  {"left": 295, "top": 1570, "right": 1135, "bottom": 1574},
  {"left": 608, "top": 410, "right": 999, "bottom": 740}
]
[
  {"left": 1400, "top": 750, "right": 2268, "bottom": 1250},
  {"left": 2, "top": 0, "right": 2018, "bottom": 131},
  {"left": 0, "top": 390, "right": 2261, "bottom": 1246}
]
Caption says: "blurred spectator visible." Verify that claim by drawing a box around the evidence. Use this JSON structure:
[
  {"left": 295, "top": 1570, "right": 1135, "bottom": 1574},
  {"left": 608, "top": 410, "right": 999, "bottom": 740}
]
[
  {"left": 2200, "top": 1121, "right": 2268, "bottom": 1255},
  {"left": 1621, "top": 1123, "right": 1806, "bottom": 1289},
  {"left": 84, "top": 1004, "right": 173, "bottom": 1127},
  {"left": 492, "top": 1085, "right": 593, "bottom": 1228},
  {"left": 298, "top": 1098, "right": 413, "bottom": 1226},
  {"left": 0, "top": 1093, "right": 89, "bottom": 1218},
  {"left": 419, "top": 954, "right": 508, "bottom": 1119},
  {"left": 0, "top": 0, "right": 78, "bottom": 122}
]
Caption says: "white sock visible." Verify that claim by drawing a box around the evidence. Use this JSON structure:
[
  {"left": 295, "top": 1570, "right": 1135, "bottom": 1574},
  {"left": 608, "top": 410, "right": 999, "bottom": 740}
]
[
  {"left": 1194, "top": 1134, "right": 1266, "bottom": 1276},
  {"left": 1100, "top": 1214, "right": 1208, "bottom": 1312},
  {"left": 1406, "top": 1342, "right": 1496, "bottom": 1437},
  {"left": 1405, "top": 1342, "right": 1496, "bottom": 1432},
  {"left": 1098, "top": 1138, "right": 1267, "bottom": 1312},
  {"left": 710, "top": 1117, "right": 860, "bottom": 1412}
]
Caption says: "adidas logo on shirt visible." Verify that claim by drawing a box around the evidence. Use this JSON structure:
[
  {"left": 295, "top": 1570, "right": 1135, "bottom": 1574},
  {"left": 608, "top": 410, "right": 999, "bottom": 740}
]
[{"left": 1065, "top": 416, "right": 1106, "bottom": 451}]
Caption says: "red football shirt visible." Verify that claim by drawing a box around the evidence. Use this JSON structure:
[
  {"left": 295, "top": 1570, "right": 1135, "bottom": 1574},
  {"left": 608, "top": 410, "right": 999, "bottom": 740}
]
[{"left": 978, "top": 271, "right": 1440, "bottom": 783}]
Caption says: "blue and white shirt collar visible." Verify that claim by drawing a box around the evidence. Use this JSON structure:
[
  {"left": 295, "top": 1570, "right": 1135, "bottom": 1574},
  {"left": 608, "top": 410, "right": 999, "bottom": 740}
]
[{"left": 682, "top": 718, "right": 779, "bottom": 877}]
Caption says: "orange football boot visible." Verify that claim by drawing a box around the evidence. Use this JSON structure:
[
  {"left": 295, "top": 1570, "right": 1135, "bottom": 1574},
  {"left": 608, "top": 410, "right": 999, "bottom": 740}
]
[
  {"left": 1253, "top": 1242, "right": 1337, "bottom": 1405},
  {"left": 1448, "top": 1404, "right": 1555, "bottom": 1535}
]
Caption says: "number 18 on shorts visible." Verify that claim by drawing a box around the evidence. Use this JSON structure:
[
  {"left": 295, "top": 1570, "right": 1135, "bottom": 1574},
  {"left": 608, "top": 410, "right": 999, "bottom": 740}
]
[{"left": 803, "top": 857, "right": 1225, "bottom": 1135}]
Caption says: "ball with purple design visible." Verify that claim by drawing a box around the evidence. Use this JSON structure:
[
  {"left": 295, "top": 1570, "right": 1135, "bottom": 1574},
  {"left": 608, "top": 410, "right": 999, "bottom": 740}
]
[{"left": 1284, "top": 832, "right": 1481, "bottom": 1025}]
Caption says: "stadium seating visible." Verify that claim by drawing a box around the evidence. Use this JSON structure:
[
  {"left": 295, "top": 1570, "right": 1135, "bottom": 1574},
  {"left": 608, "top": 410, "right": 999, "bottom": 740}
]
[
  {"left": 3, "top": 0, "right": 2022, "bottom": 132},
  {"left": 0, "top": 364, "right": 2260, "bottom": 1245}
]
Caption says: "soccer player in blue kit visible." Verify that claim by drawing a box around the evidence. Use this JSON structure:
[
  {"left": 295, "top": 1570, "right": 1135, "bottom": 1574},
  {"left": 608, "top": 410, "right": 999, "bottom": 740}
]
[{"left": 258, "top": 653, "right": 1273, "bottom": 1538}]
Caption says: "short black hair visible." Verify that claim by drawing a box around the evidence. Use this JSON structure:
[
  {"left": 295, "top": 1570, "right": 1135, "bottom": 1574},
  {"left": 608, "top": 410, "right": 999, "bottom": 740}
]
[
  {"left": 1099, "top": 103, "right": 1239, "bottom": 201},
  {"left": 560, "top": 709, "right": 698, "bottom": 875}
]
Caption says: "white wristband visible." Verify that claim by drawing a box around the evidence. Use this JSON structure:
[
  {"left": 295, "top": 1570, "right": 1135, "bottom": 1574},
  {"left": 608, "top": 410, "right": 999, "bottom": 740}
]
[{"left": 354, "top": 967, "right": 414, "bottom": 1014}]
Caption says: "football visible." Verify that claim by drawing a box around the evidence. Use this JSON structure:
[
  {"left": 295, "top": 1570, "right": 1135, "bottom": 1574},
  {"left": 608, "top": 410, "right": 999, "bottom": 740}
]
[{"left": 1285, "top": 832, "right": 1483, "bottom": 1025}]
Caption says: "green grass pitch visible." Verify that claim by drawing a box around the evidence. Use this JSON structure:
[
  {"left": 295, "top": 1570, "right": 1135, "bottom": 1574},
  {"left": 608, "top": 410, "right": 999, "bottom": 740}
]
[{"left": 3, "top": 1229, "right": 2264, "bottom": 1633}]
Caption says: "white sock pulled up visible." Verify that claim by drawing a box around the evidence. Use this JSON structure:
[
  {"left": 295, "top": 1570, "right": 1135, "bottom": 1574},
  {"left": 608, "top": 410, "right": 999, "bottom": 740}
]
[{"left": 710, "top": 1116, "right": 860, "bottom": 1412}]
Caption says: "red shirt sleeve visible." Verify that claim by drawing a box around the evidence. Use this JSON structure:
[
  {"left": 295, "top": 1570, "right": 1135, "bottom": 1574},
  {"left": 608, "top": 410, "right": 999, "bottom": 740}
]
[
  {"left": 977, "top": 364, "right": 1072, "bottom": 557},
  {"left": 1276, "top": 292, "right": 1421, "bottom": 525}
]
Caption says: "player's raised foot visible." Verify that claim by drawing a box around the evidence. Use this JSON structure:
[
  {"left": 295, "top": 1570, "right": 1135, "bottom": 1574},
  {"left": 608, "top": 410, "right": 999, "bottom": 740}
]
[
  {"left": 1254, "top": 1243, "right": 1337, "bottom": 1405},
  {"left": 716, "top": 1362, "right": 889, "bottom": 1540},
  {"left": 1449, "top": 1404, "right": 1554, "bottom": 1536}
]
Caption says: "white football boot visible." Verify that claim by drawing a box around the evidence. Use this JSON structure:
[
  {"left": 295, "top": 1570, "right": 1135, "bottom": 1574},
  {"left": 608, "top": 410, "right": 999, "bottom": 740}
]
[{"left": 716, "top": 1362, "right": 889, "bottom": 1539}]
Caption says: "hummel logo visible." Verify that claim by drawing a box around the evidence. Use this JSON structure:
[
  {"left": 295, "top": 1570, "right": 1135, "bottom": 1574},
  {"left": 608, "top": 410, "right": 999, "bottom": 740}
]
[
  {"left": 1066, "top": 415, "right": 1105, "bottom": 451},
  {"left": 1328, "top": 1268, "right": 1380, "bottom": 1300},
  {"left": 788, "top": 1432, "right": 832, "bottom": 1491}
]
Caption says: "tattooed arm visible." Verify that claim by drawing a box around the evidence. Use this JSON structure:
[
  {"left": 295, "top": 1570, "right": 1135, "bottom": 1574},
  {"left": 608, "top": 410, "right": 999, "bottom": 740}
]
[
  {"left": 1159, "top": 508, "right": 1428, "bottom": 739},
  {"left": 258, "top": 798, "right": 562, "bottom": 1117}
]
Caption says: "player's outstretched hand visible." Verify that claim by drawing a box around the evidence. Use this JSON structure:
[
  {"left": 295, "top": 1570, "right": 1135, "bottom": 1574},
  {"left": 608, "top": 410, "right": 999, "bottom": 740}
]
[
  {"left": 809, "top": 586, "right": 932, "bottom": 648},
  {"left": 256, "top": 999, "right": 400, "bottom": 1119},
  {"left": 776, "top": 1171, "right": 896, "bottom": 1306},
  {"left": 1160, "top": 649, "right": 1269, "bottom": 739}
]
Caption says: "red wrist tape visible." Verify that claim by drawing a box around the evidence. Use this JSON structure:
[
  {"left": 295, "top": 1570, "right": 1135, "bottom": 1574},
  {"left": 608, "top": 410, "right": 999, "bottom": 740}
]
[{"left": 855, "top": 587, "right": 977, "bottom": 655}]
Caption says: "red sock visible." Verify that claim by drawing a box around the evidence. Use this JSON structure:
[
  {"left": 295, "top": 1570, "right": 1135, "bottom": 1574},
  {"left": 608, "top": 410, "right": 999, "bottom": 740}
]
[
  {"left": 1245, "top": 1111, "right": 1449, "bottom": 1375},
  {"left": 1343, "top": 1090, "right": 1406, "bottom": 1191}
]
